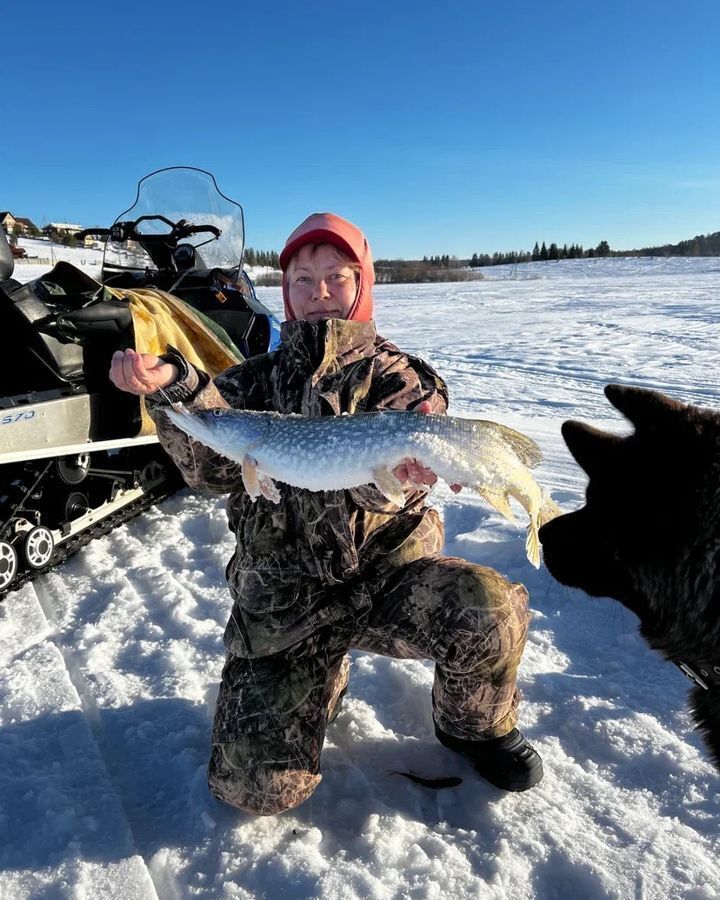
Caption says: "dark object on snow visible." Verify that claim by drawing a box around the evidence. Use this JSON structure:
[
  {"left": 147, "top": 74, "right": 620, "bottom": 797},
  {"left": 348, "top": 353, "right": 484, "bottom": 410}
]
[
  {"left": 435, "top": 724, "right": 544, "bottom": 791},
  {"left": 539, "top": 384, "right": 720, "bottom": 769},
  {"left": 388, "top": 770, "right": 463, "bottom": 789}
]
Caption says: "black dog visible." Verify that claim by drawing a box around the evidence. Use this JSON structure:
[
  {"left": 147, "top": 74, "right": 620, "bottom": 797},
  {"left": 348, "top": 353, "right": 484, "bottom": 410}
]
[{"left": 539, "top": 384, "right": 720, "bottom": 768}]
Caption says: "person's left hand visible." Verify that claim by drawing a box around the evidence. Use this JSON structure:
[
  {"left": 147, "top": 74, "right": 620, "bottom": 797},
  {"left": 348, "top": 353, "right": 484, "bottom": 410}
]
[{"left": 392, "top": 401, "right": 462, "bottom": 493}]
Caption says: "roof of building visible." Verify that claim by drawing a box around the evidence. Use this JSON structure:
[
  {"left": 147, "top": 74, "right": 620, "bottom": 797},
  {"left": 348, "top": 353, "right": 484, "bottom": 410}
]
[{"left": 44, "top": 222, "right": 83, "bottom": 231}]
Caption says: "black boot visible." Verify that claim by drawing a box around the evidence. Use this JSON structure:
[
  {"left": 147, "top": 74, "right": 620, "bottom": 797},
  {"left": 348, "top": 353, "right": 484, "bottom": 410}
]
[{"left": 435, "top": 723, "right": 544, "bottom": 792}]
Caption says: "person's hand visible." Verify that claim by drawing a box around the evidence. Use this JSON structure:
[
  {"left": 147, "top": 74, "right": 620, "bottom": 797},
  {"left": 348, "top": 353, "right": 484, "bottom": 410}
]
[
  {"left": 109, "top": 348, "right": 179, "bottom": 396},
  {"left": 392, "top": 400, "right": 462, "bottom": 493}
]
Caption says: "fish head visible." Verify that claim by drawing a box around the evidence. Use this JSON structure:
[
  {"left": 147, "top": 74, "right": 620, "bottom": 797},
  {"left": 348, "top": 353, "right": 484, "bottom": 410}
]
[{"left": 164, "top": 407, "right": 270, "bottom": 462}]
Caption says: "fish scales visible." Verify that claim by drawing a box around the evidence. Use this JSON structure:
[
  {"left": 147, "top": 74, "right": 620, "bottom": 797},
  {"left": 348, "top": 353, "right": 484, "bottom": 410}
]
[{"left": 164, "top": 406, "right": 560, "bottom": 567}]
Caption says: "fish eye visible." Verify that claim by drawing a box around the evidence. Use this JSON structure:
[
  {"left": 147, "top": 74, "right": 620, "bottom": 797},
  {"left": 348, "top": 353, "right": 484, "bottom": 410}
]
[{"left": 212, "top": 409, "right": 223, "bottom": 417}]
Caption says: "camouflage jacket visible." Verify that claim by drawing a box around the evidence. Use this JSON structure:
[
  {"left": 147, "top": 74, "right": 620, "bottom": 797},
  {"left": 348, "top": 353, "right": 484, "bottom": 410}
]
[{"left": 150, "top": 318, "right": 449, "bottom": 657}]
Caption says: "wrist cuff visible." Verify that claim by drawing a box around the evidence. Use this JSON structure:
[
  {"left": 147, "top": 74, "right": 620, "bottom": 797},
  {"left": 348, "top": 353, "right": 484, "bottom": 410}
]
[{"left": 148, "top": 346, "right": 201, "bottom": 405}]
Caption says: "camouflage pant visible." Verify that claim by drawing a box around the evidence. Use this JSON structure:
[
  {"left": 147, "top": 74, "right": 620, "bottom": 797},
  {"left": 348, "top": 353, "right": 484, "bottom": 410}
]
[{"left": 208, "top": 556, "right": 530, "bottom": 815}]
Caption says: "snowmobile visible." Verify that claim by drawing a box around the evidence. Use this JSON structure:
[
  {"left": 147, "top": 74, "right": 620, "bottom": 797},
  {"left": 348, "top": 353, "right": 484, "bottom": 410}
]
[{"left": 0, "top": 167, "right": 281, "bottom": 598}]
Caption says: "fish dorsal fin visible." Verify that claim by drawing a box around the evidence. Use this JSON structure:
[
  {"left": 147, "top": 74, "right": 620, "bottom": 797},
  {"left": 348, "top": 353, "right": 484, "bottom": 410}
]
[
  {"left": 501, "top": 429, "right": 543, "bottom": 468},
  {"left": 373, "top": 466, "right": 407, "bottom": 507},
  {"left": 480, "top": 422, "right": 543, "bottom": 468},
  {"left": 473, "top": 486, "right": 517, "bottom": 523}
]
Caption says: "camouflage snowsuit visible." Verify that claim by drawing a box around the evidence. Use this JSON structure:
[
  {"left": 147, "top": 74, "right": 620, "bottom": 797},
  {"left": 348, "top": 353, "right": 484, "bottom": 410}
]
[{"left": 150, "top": 318, "right": 531, "bottom": 815}]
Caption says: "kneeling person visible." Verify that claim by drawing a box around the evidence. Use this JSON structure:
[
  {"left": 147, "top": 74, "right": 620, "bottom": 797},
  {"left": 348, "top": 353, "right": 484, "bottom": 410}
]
[{"left": 109, "top": 213, "right": 543, "bottom": 814}]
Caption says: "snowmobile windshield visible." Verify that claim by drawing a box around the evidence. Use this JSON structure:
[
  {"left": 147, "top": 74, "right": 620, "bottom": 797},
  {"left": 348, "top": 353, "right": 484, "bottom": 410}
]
[{"left": 102, "top": 167, "right": 245, "bottom": 279}]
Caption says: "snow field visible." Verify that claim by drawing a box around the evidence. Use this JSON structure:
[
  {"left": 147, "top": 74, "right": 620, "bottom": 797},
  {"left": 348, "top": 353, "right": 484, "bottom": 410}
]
[{"left": 1, "top": 255, "right": 719, "bottom": 898}]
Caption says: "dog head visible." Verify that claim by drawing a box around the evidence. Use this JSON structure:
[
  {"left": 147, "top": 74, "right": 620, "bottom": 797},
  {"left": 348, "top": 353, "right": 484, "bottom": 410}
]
[{"left": 539, "top": 385, "right": 720, "bottom": 635}]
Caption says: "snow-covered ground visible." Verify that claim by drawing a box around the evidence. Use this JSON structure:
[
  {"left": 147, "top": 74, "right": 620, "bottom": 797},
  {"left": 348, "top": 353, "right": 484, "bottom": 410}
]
[{"left": 2, "top": 256, "right": 719, "bottom": 899}]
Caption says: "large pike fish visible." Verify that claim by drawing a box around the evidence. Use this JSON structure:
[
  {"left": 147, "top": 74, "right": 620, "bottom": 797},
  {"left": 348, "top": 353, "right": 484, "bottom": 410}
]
[{"left": 165, "top": 406, "right": 560, "bottom": 567}]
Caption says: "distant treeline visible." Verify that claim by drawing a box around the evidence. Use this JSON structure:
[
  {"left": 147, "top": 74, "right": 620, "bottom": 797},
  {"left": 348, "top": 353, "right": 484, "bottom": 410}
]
[
  {"left": 245, "top": 229, "right": 720, "bottom": 285},
  {"left": 469, "top": 240, "right": 610, "bottom": 267},
  {"left": 631, "top": 230, "right": 720, "bottom": 257},
  {"left": 374, "top": 257, "right": 484, "bottom": 283},
  {"left": 244, "top": 247, "right": 280, "bottom": 267},
  {"left": 375, "top": 256, "right": 483, "bottom": 279}
]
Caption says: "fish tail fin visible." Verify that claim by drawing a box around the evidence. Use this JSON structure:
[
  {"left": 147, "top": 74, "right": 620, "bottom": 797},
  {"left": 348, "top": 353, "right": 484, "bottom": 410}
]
[
  {"left": 525, "top": 517, "right": 541, "bottom": 569},
  {"left": 526, "top": 493, "right": 562, "bottom": 569},
  {"left": 538, "top": 492, "right": 563, "bottom": 528}
]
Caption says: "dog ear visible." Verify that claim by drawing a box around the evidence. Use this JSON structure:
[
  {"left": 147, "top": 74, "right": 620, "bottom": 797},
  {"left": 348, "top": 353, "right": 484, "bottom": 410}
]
[
  {"left": 604, "top": 384, "right": 686, "bottom": 432},
  {"left": 561, "top": 421, "right": 620, "bottom": 476}
]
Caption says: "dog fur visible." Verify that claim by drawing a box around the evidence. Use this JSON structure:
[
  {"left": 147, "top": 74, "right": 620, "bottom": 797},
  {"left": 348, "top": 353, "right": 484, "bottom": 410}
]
[{"left": 539, "top": 384, "right": 720, "bottom": 768}]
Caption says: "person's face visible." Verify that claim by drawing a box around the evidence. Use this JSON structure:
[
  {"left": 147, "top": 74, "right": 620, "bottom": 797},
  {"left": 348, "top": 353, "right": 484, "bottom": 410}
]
[{"left": 287, "top": 244, "right": 358, "bottom": 323}]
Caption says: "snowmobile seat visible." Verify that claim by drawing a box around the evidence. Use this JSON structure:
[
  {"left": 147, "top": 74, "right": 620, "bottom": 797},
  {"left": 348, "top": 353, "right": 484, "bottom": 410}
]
[
  {"left": 0, "top": 228, "right": 14, "bottom": 283},
  {"left": 33, "top": 261, "right": 108, "bottom": 309},
  {"left": 2, "top": 279, "right": 85, "bottom": 385},
  {"left": 54, "top": 298, "right": 133, "bottom": 343}
]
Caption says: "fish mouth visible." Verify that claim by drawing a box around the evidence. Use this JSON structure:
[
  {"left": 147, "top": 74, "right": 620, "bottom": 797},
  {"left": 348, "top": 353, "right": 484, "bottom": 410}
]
[{"left": 164, "top": 407, "right": 216, "bottom": 445}]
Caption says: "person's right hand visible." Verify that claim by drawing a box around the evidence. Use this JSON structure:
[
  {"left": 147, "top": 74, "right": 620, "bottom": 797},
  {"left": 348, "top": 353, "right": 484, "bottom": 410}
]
[{"left": 109, "top": 348, "right": 179, "bottom": 396}]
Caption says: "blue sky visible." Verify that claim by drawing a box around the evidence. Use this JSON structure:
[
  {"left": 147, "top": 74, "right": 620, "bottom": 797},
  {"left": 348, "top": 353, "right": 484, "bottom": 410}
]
[{"left": 2, "top": 0, "right": 719, "bottom": 258}]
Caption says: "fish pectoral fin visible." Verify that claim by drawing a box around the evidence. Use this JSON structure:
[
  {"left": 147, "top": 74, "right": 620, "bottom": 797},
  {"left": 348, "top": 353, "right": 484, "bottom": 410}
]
[
  {"left": 241, "top": 455, "right": 280, "bottom": 504},
  {"left": 257, "top": 471, "right": 281, "bottom": 504},
  {"left": 373, "top": 467, "right": 407, "bottom": 507},
  {"left": 473, "top": 486, "right": 517, "bottom": 523},
  {"left": 241, "top": 455, "right": 261, "bottom": 503}
]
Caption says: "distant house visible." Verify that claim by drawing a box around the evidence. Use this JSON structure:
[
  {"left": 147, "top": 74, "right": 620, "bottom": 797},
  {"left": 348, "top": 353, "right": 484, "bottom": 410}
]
[
  {"left": 0, "top": 212, "right": 16, "bottom": 234},
  {"left": 42, "top": 222, "right": 84, "bottom": 237},
  {"left": 14, "top": 216, "right": 39, "bottom": 235}
]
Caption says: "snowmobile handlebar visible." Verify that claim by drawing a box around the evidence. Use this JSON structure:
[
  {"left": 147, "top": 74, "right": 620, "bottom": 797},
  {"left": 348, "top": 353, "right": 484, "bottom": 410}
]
[{"left": 76, "top": 217, "right": 221, "bottom": 246}]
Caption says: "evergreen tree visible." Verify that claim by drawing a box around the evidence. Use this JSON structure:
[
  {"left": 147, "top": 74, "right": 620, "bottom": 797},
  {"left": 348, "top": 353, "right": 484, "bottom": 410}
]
[
  {"left": 595, "top": 239, "right": 610, "bottom": 257},
  {"left": 532, "top": 241, "right": 540, "bottom": 261},
  {"left": 540, "top": 241, "right": 549, "bottom": 261},
  {"left": 548, "top": 242, "right": 559, "bottom": 261}
]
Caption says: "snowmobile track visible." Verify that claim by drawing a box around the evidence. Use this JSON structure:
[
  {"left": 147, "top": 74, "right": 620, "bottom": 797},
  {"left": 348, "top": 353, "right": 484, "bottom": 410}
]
[{"left": 0, "top": 481, "right": 181, "bottom": 603}]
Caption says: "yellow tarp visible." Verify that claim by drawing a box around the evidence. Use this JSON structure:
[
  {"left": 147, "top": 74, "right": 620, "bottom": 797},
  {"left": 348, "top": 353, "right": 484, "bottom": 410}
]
[{"left": 107, "top": 287, "right": 243, "bottom": 435}]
